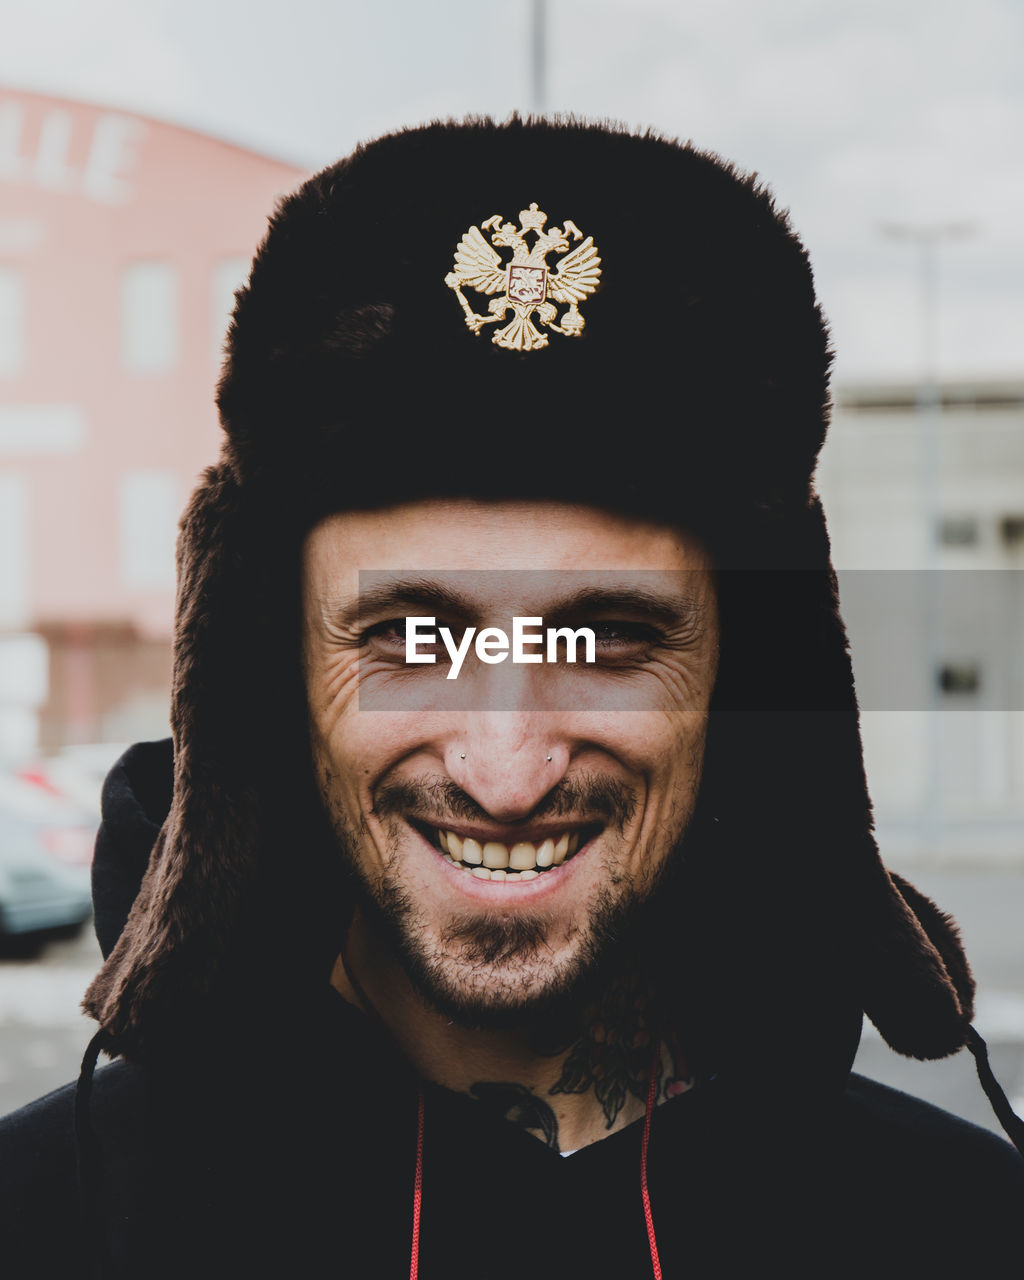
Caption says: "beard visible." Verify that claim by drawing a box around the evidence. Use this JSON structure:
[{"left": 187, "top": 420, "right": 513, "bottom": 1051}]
[
  {"left": 322, "top": 773, "right": 691, "bottom": 1032},
  {"left": 353, "top": 866, "right": 641, "bottom": 1031}
]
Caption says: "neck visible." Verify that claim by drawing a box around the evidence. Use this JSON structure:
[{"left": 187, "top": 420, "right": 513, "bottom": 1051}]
[{"left": 331, "top": 914, "right": 694, "bottom": 1153}]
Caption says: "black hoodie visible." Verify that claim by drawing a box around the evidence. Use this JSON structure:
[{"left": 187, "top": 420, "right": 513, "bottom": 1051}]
[{"left": 1, "top": 739, "right": 1022, "bottom": 1280}]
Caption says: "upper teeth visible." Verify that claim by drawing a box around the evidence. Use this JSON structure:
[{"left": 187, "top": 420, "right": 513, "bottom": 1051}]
[{"left": 439, "top": 830, "right": 580, "bottom": 880}]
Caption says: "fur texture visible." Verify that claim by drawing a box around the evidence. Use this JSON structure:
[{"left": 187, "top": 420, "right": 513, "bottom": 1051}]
[{"left": 83, "top": 116, "right": 974, "bottom": 1066}]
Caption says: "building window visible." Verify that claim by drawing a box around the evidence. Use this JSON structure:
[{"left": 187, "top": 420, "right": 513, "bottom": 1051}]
[
  {"left": 0, "top": 471, "right": 29, "bottom": 627},
  {"left": 122, "top": 262, "right": 178, "bottom": 372},
  {"left": 0, "top": 267, "right": 25, "bottom": 376},
  {"left": 938, "top": 516, "right": 978, "bottom": 547},
  {"left": 999, "top": 516, "right": 1024, "bottom": 549},
  {"left": 119, "top": 470, "right": 179, "bottom": 589},
  {"left": 938, "top": 662, "right": 981, "bottom": 696},
  {"left": 212, "top": 257, "right": 249, "bottom": 361},
  {"left": 0, "top": 405, "right": 86, "bottom": 454}
]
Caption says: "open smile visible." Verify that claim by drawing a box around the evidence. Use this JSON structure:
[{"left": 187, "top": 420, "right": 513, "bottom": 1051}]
[{"left": 410, "top": 820, "right": 601, "bottom": 883}]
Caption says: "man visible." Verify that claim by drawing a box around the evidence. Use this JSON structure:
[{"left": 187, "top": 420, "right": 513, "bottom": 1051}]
[{"left": 2, "top": 116, "right": 1022, "bottom": 1277}]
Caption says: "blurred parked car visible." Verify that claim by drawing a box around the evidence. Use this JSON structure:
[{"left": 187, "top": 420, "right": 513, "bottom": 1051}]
[
  {"left": 15, "top": 743, "right": 129, "bottom": 821},
  {"left": 0, "top": 774, "right": 94, "bottom": 957}
]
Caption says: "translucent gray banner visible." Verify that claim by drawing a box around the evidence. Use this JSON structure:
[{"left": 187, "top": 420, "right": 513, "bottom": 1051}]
[{"left": 342, "top": 570, "right": 1024, "bottom": 712}]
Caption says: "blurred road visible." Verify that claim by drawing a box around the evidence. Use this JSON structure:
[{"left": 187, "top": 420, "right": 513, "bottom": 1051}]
[
  {"left": 0, "top": 921, "right": 101, "bottom": 1117},
  {"left": 1, "top": 867, "right": 1023, "bottom": 1138}
]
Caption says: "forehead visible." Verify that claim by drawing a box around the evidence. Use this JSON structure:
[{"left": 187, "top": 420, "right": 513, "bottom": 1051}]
[{"left": 302, "top": 499, "right": 712, "bottom": 577}]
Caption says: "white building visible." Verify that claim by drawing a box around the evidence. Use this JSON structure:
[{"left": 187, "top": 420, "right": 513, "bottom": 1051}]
[{"left": 818, "top": 380, "right": 1024, "bottom": 863}]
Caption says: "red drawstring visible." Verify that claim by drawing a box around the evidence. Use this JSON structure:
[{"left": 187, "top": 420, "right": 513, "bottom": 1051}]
[
  {"left": 641, "top": 1041, "right": 664, "bottom": 1279},
  {"left": 410, "top": 1084, "right": 425, "bottom": 1280},
  {"left": 346, "top": 936, "right": 661, "bottom": 1275},
  {"left": 409, "top": 1045, "right": 664, "bottom": 1279}
]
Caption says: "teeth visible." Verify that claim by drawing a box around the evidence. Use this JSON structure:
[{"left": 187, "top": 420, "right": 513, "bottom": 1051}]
[
  {"left": 509, "top": 842, "right": 536, "bottom": 870},
  {"left": 483, "top": 841, "right": 509, "bottom": 869},
  {"left": 437, "top": 828, "right": 588, "bottom": 876}
]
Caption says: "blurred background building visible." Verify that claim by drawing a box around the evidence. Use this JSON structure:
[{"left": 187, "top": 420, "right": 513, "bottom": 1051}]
[
  {"left": 0, "top": 87, "right": 302, "bottom": 762},
  {"left": 819, "top": 380, "right": 1024, "bottom": 863}
]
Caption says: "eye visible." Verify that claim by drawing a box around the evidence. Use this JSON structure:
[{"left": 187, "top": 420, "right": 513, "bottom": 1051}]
[
  {"left": 360, "top": 618, "right": 413, "bottom": 654},
  {"left": 590, "top": 621, "right": 661, "bottom": 649},
  {"left": 359, "top": 619, "right": 466, "bottom": 663},
  {"left": 547, "top": 620, "right": 662, "bottom": 665}
]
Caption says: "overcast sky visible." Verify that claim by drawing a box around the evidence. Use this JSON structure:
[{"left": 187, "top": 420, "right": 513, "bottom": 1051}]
[{"left": 2, "top": 0, "right": 1022, "bottom": 383}]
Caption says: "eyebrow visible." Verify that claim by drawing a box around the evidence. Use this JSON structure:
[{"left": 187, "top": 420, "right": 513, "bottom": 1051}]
[
  {"left": 544, "top": 587, "right": 707, "bottom": 631},
  {"left": 325, "top": 578, "right": 708, "bottom": 632},
  {"left": 325, "top": 579, "right": 478, "bottom": 631}
]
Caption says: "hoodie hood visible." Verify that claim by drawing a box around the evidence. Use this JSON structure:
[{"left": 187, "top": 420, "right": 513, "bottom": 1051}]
[{"left": 81, "top": 116, "right": 976, "bottom": 1075}]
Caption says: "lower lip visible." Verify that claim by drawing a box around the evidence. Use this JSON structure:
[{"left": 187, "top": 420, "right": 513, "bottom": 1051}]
[{"left": 414, "top": 828, "right": 593, "bottom": 903}]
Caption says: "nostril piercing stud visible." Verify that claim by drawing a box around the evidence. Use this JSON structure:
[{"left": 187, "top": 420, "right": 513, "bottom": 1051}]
[
  {"left": 546, "top": 756, "right": 552, "bottom": 762},
  {"left": 460, "top": 753, "right": 466, "bottom": 760}
]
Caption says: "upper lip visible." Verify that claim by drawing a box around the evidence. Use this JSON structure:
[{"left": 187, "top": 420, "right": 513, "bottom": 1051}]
[{"left": 408, "top": 817, "right": 601, "bottom": 846}]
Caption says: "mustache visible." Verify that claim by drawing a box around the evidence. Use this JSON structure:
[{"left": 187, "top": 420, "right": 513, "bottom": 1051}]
[{"left": 372, "top": 772, "right": 637, "bottom": 831}]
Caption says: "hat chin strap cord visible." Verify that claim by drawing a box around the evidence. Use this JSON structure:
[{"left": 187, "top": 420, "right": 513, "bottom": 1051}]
[{"left": 965, "top": 1025, "right": 1024, "bottom": 1159}]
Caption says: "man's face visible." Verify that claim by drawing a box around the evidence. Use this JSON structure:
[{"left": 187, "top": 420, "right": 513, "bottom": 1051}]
[{"left": 302, "top": 500, "right": 719, "bottom": 1025}]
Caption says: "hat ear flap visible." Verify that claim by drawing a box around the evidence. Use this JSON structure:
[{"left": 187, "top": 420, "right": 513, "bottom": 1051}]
[
  {"left": 857, "top": 862, "right": 975, "bottom": 1060},
  {"left": 83, "top": 463, "right": 274, "bottom": 1055}
]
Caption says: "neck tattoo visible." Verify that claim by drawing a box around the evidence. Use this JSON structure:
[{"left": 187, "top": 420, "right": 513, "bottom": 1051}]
[{"left": 468, "top": 979, "right": 694, "bottom": 1151}]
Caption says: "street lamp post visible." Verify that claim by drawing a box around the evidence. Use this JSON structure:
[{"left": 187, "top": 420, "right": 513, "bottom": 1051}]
[
  {"left": 530, "top": 0, "right": 547, "bottom": 114},
  {"left": 880, "top": 221, "right": 975, "bottom": 429}
]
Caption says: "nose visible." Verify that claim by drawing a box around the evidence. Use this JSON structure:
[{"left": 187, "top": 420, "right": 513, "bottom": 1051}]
[{"left": 444, "top": 712, "right": 570, "bottom": 823}]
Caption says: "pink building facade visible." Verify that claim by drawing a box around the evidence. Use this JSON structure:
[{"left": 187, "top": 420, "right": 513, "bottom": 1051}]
[{"left": 0, "top": 88, "right": 304, "bottom": 755}]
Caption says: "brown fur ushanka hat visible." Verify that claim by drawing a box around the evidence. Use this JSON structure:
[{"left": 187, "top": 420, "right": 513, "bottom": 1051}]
[{"left": 84, "top": 116, "right": 978, "bottom": 1079}]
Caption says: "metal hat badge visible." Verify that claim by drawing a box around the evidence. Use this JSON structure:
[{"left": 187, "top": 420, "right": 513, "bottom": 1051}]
[{"left": 445, "top": 203, "right": 602, "bottom": 351}]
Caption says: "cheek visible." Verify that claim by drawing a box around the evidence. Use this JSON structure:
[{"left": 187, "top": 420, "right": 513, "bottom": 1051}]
[
  {"left": 306, "top": 652, "right": 376, "bottom": 825},
  {"left": 305, "top": 649, "right": 362, "bottom": 736},
  {"left": 309, "top": 688, "right": 434, "bottom": 798},
  {"left": 671, "top": 716, "right": 710, "bottom": 807},
  {"left": 581, "top": 706, "right": 709, "bottom": 781},
  {"left": 630, "top": 713, "right": 710, "bottom": 851},
  {"left": 640, "top": 715, "right": 710, "bottom": 855}
]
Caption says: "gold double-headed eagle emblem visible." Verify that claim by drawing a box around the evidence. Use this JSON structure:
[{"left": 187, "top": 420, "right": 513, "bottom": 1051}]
[{"left": 445, "top": 203, "right": 602, "bottom": 352}]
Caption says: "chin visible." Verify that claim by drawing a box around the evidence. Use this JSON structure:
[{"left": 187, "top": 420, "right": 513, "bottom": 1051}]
[{"left": 367, "top": 874, "right": 637, "bottom": 1031}]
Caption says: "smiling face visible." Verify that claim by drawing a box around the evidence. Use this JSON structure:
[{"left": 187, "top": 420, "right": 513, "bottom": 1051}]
[{"left": 302, "top": 500, "right": 719, "bottom": 1027}]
